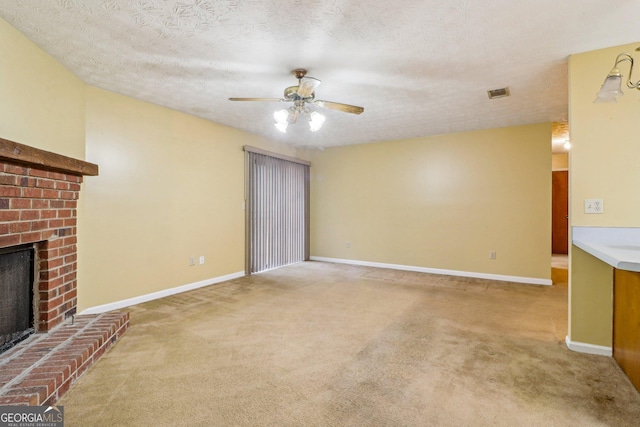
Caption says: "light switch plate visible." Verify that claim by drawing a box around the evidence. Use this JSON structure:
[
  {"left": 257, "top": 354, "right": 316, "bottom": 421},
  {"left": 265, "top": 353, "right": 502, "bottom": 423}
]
[{"left": 584, "top": 199, "right": 604, "bottom": 214}]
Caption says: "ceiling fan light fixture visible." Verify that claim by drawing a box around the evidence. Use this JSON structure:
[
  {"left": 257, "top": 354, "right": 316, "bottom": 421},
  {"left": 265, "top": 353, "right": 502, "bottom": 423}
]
[
  {"left": 308, "top": 111, "right": 325, "bottom": 132},
  {"left": 274, "top": 109, "right": 289, "bottom": 124},
  {"left": 274, "top": 109, "right": 289, "bottom": 133},
  {"left": 288, "top": 108, "right": 300, "bottom": 124},
  {"left": 297, "top": 76, "right": 321, "bottom": 98}
]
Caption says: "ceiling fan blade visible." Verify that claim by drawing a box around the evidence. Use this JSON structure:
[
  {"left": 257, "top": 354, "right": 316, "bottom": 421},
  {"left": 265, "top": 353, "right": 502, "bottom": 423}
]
[
  {"left": 296, "top": 77, "right": 321, "bottom": 98},
  {"left": 314, "top": 100, "right": 364, "bottom": 115},
  {"left": 228, "top": 97, "right": 284, "bottom": 102}
]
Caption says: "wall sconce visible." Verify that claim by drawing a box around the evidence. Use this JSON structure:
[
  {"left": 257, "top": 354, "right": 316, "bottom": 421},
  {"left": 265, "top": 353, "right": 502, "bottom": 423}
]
[{"left": 594, "top": 47, "right": 640, "bottom": 103}]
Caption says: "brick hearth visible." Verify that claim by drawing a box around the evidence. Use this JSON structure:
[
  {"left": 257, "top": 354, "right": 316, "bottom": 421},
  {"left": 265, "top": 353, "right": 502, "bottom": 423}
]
[{"left": 0, "top": 312, "right": 129, "bottom": 405}]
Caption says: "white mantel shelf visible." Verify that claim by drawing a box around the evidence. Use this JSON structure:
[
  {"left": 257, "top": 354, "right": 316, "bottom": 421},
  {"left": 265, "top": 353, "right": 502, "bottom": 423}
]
[{"left": 573, "top": 227, "right": 640, "bottom": 272}]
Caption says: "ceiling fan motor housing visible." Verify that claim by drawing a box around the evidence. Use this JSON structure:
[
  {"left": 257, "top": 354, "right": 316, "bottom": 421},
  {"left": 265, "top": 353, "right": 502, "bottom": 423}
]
[
  {"left": 292, "top": 68, "right": 308, "bottom": 79},
  {"left": 284, "top": 86, "right": 314, "bottom": 101}
]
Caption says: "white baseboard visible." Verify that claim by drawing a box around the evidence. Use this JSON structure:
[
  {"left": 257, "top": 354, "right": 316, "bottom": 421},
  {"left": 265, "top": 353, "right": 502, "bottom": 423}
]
[
  {"left": 310, "top": 256, "right": 552, "bottom": 286},
  {"left": 565, "top": 336, "right": 612, "bottom": 356},
  {"left": 79, "top": 271, "right": 245, "bottom": 315}
]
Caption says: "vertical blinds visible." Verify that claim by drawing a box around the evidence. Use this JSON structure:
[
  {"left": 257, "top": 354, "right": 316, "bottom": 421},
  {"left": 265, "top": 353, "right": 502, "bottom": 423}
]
[{"left": 245, "top": 147, "right": 310, "bottom": 274}]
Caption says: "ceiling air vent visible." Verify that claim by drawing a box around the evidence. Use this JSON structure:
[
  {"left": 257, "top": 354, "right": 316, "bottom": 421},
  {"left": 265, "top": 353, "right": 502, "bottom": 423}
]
[{"left": 487, "top": 87, "right": 510, "bottom": 99}]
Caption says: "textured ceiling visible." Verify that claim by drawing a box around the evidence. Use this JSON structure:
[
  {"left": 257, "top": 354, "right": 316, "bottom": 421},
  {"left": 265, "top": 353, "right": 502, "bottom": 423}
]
[{"left": 2, "top": 1, "right": 640, "bottom": 149}]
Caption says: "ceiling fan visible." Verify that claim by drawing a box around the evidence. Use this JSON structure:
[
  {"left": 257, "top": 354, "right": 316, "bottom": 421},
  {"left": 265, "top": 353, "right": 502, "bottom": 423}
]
[{"left": 229, "top": 69, "right": 364, "bottom": 133}]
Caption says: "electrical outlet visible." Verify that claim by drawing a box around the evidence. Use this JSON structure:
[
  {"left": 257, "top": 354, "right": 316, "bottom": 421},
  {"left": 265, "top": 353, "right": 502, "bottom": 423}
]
[
  {"left": 189, "top": 257, "right": 195, "bottom": 266},
  {"left": 346, "top": 242, "right": 351, "bottom": 248},
  {"left": 489, "top": 251, "right": 496, "bottom": 259},
  {"left": 584, "top": 199, "right": 604, "bottom": 214},
  {"left": 199, "top": 256, "right": 205, "bottom": 265}
]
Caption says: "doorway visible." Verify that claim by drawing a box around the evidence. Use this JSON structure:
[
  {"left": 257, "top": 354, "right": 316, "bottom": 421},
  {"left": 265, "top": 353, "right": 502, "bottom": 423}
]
[
  {"left": 552, "top": 170, "right": 568, "bottom": 254},
  {"left": 550, "top": 118, "right": 570, "bottom": 284},
  {"left": 551, "top": 145, "right": 569, "bottom": 286}
]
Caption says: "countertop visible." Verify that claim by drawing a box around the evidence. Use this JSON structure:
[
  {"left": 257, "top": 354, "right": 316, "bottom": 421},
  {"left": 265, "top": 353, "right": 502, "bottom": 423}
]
[{"left": 573, "top": 227, "right": 640, "bottom": 272}]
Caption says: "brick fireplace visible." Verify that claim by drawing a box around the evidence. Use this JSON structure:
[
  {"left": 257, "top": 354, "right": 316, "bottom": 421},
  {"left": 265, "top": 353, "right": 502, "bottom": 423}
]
[
  {"left": 0, "top": 139, "right": 96, "bottom": 333},
  {"left": 0, "top": 137, "right": 129, "bottom": 405},
  {"left": 1, "top": 167, "right": 83, "bottom": 333}
]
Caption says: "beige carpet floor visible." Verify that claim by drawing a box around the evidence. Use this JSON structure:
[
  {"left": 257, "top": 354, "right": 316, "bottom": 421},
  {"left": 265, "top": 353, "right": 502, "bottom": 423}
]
[{"left": 58, "top": 261, "right": 640, "bottom": 426}]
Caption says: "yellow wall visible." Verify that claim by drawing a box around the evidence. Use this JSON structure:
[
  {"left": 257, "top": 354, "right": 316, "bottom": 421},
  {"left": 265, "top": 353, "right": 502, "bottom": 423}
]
[
  {"left": 0, "top": 17, "right": 85, "bottom": 158},
  {"left": 0, "top": 17, "right": 92, "bottom": 311},
  {"left": 307, "top": 123, "right": 552, "bottom": 281},
  {"left": 78, "top": 87, "right": 296, "bottom": 310},
  {"left": 568, "top": 41, "right": 640, "bottom": 346}
]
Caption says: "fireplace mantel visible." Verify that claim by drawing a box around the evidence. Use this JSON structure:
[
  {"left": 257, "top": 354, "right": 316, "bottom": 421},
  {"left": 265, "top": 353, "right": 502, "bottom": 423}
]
[{"left": 0, "top": 137, "right": 98, "bottom": 177}]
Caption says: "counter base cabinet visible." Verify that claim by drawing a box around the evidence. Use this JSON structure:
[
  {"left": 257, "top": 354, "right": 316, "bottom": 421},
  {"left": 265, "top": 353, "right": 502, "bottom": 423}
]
[{"left": 613, "top": 269, "right": 640, "bottom": 392}]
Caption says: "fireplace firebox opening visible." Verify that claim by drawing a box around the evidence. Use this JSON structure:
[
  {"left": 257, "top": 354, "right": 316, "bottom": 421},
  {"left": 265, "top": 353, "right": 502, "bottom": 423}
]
[{"left": 0, "top": 243, "right": 36, "bottom": 354}]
